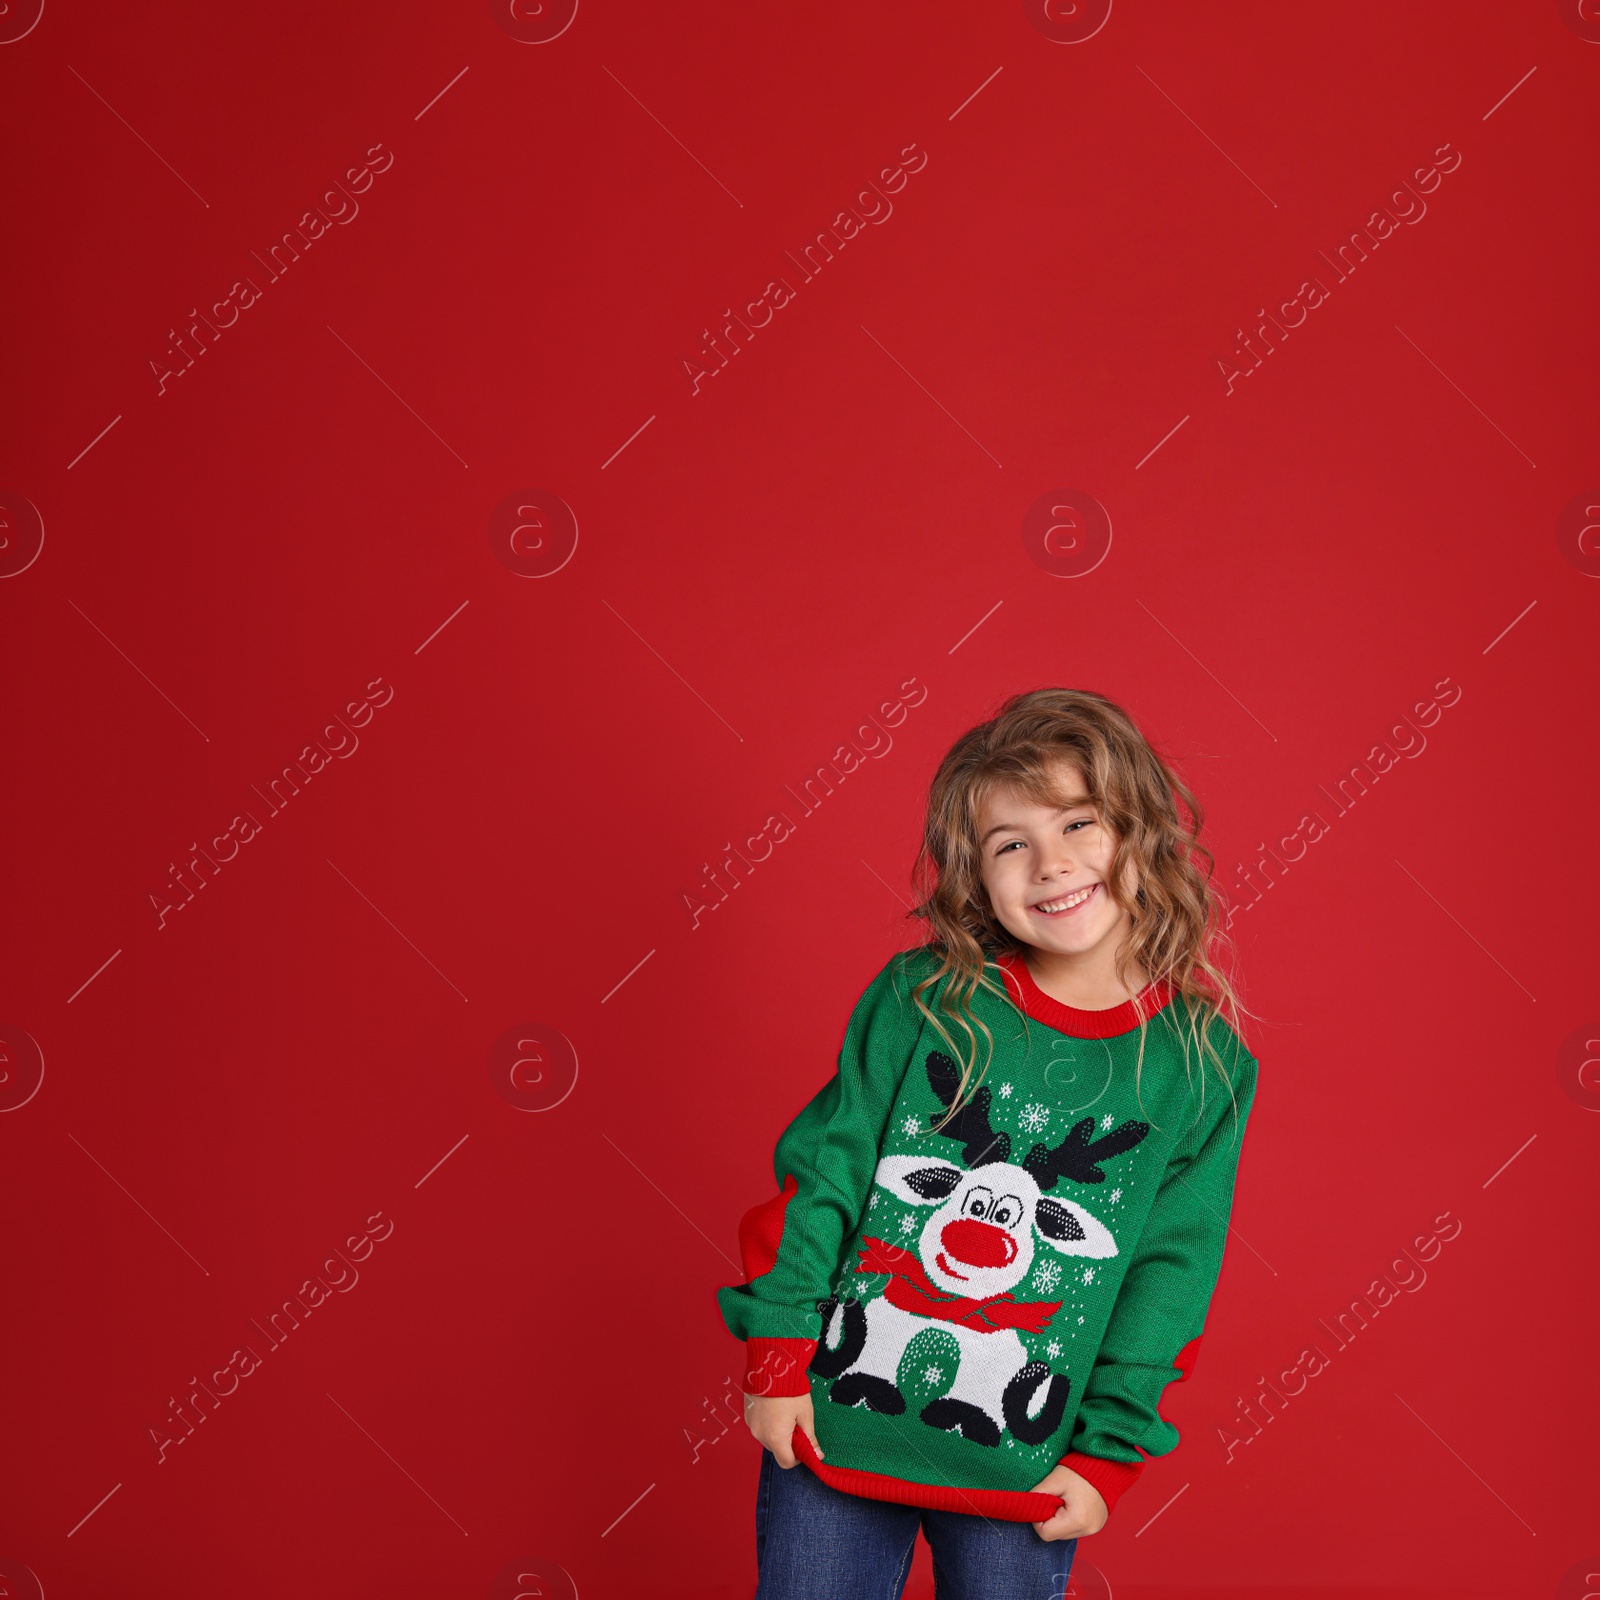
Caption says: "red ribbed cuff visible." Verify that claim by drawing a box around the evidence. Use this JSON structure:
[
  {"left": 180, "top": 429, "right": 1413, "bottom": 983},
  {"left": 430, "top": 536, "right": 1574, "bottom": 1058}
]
[
  {"left": 1059, "top": 1450, "right": 1144, "bottom": 1517},
  {"left": 743, "top": 1337, "right": 815, "bottom": 1397}
]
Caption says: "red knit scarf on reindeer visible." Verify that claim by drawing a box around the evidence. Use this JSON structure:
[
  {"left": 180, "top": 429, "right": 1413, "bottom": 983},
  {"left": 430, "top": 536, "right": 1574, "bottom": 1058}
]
[{"left": 855, "top": 1236, "right": 1061, "bottom": 1335}]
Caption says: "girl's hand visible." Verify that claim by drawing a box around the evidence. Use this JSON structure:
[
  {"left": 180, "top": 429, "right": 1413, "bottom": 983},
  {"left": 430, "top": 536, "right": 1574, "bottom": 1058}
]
[
  {"left": 742, "top": 1392, "right": 822, "bottom": 1469},
  {"left": 1029, "top": 1463, "right": 1109, "bottom": 1540}
]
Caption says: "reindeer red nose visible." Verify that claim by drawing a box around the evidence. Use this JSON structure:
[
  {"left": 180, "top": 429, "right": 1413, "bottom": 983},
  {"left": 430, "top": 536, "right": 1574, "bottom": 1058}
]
[{"left": 939, "top": 1218, "right": 1017, "bottom": 1269}]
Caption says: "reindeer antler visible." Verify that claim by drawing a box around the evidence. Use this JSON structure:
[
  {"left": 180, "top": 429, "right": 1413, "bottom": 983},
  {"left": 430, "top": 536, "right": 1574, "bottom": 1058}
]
[
  {"left": 923, "top": 1051, "right": 1011, "bottom": 1168},
  {"left": 1024, "top": 1116, "right": 1150, "bottom": 1189}
]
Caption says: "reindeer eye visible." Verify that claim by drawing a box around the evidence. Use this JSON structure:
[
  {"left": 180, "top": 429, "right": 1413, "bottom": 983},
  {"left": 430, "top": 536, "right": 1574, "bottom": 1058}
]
[
  {"left": 964, "top": 1186, "right": 994, "bottom": 1220},
  {"left": 992, "top": 1195, "right": 1022, "bottom": 1228}
]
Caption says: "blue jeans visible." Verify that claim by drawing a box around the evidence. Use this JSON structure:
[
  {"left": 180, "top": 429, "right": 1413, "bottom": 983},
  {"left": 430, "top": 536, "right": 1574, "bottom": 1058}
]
[{"left": 754, "top": 1451, "right": 1077, "bottom": 1600}]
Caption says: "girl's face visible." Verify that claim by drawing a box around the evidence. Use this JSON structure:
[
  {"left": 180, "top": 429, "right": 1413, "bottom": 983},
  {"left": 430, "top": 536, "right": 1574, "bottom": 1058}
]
[{"left": 974, "top": 758, "right": 1134, "bottom": 961}]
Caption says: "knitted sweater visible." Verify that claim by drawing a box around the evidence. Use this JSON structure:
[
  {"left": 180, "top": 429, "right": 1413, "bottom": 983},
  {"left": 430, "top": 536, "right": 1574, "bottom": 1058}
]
[{"left": 717, "top": 944, "right": 1259, "bottom": 1523}]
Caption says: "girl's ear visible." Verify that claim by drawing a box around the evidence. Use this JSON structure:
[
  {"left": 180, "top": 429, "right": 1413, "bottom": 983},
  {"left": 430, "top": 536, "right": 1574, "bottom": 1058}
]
[{"left": 873, "top": 1154, "right": 962, "bottom": 1204}]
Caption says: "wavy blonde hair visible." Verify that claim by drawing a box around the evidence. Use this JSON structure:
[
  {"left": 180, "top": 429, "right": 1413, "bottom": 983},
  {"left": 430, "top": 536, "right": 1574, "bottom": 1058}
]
[{"left": 904, "top": 686, "right": 1254, "bottom": 1133}]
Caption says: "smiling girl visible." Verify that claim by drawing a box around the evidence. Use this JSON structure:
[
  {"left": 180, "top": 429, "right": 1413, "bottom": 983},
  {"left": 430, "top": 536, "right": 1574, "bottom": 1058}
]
[{"left": 718, "top": 687, "right": 1260, "bottom": 1600}]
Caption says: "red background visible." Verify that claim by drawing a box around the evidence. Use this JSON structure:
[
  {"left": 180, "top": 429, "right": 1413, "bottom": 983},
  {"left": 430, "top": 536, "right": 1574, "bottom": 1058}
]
[{"left": 3, "top": 2, "right": 1597, "bottom": 1596}]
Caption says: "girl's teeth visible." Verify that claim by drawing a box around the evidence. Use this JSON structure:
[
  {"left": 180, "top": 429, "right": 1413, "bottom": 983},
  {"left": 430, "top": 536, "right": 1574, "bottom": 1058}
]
[{"left": 1039, "top": 887, "right": 1093, "bottom": 912}]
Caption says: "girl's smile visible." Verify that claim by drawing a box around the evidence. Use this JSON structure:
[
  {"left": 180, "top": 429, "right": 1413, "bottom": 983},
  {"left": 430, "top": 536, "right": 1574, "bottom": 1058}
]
[{"left": 1030, "top": 883, "right": 1101, "bottom": 918}]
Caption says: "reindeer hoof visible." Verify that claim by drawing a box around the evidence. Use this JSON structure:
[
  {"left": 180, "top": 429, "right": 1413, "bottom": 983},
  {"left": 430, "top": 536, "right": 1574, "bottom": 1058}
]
[
  {"left": 808, "top": 1298, "right": 868, "bottom": 1380},
  {"left": 919, "top": 1398, "right": 1001, "bottom": 1447},
  {"left": 1003, "top": 1362, "right": 1072, "bottom": 1445},
  {"left": 829, "top": 1372, "right": 906, "bottom": 1414}
]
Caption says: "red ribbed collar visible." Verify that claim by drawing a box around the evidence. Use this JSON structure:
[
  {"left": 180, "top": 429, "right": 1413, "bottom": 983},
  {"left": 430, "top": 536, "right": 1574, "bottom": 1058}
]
[{"left": 995, "top": 949, "right": 1177, "bottom": 1039}]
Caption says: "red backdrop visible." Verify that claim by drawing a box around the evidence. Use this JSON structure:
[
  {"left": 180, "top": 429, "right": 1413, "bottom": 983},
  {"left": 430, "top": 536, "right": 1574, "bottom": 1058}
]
[{"left": 3, "top": 2, "right": 1597, "bottom": 1596}]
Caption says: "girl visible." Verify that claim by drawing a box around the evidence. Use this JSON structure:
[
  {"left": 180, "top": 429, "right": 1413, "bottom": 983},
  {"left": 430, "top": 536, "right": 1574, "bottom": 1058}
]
[{"left": 718, "top": 687, "right": 1260, "bottom": 1600}]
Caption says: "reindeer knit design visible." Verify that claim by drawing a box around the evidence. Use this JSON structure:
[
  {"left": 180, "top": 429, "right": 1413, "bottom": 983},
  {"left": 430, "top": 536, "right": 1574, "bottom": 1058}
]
[{"left": 718, "top": 944, "right": 1259, "bottom": 1522}]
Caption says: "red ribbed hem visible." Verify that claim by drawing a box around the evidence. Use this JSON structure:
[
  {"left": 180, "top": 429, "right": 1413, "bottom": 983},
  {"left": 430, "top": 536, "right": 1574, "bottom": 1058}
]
[
  {"left": 1059, "top": 1450, "right": 1144, "bottom": 1515},
  {"left": 791, "top": 1428, "right": 1063, "bottom": 1524},
  {"left": 744, "top": 1337, "right": 815, "bottom": 1397},
  {"left": 996, "top": 950, "right": 1177, "bottom": 1039}
]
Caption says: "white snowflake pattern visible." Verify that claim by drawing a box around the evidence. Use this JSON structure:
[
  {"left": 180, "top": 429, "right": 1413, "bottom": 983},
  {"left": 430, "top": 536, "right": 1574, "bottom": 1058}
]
[
  {"left": 1046, "top": 1340, "right": 1062, "bottom": 1359},
  {"left": 923, "top": 1365, "right": 944, "bottom": 1384},
  {"left": 1081, "top": 1267, "right": 1096, "bottom": 1285},
  {"left": 1100, "top": 1112, "right": 1114, "bottom": 1130},
  {"left": 868, "top": 1192, "right": 881, "bottom": 1210},
  {"left": 901, "top": 1114, "right": 922, "bottom": 1136},
  {"left": 1019, "top": 1102, "right": 1050, "bottom": 1135},
  {"left": 1077, "top": 1315, "right": 1085, "bottom": 1325},
  {"left": 998, "top": 1082, "right": 1014, "bottom": 1100},
  {"left": 1033, "top": 1258, "right": 1063, "bottom": 1293},
  {"left": 1109, "top": 1186, "right": 1123, "bottom": 1203},
  {"left": 898, "top": 1214, "right": 917, "bottom": 1236}
]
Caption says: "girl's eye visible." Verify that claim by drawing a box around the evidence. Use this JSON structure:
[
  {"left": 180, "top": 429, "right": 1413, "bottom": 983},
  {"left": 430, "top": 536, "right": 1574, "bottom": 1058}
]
[{"left": 994, "top": 819, "right": 1093, "bottom": 855}]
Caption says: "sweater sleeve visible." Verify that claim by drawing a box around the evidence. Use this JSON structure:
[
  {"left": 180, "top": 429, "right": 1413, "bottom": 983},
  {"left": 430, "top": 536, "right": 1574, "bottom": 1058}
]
[
  {"left": 716, "top": 950, "right": 931, "bottom": 1396},
  {"left": 1060, "top": 1046, "right": 1259, "bottom": 1495}
]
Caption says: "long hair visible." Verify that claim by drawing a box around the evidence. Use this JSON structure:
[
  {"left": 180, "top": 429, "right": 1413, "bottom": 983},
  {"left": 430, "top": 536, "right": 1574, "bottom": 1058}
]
[{"left": 904, "top": 686, "right": 1254, "bottom": 1133}]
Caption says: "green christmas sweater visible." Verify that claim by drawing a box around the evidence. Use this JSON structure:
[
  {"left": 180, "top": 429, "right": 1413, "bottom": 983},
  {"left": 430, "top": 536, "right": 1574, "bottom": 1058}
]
[{"left": 717, "top": 943, "right": 1259, "bottom": 1522}]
